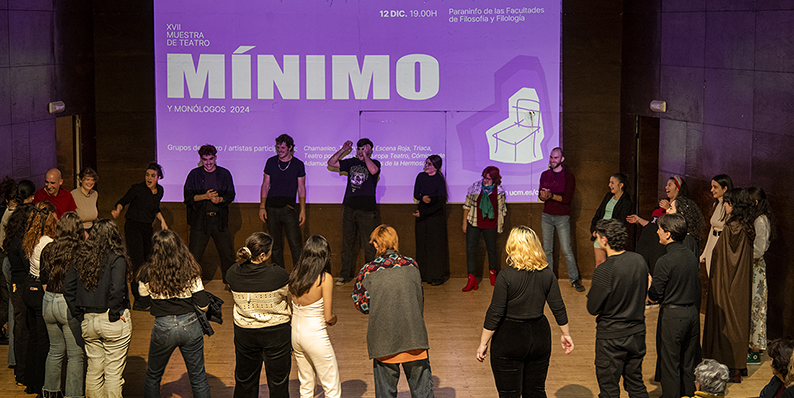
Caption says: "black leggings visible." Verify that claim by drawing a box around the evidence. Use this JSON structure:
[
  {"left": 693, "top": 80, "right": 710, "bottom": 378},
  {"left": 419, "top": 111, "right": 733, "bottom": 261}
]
[{"left": 490, "top": 317, "right": 552, "bottom": 398}]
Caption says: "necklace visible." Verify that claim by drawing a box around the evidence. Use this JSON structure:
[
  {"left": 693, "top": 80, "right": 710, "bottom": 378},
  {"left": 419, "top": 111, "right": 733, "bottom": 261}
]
[{"left": 278, "top": 158, "right": 292, "bottom": 172}]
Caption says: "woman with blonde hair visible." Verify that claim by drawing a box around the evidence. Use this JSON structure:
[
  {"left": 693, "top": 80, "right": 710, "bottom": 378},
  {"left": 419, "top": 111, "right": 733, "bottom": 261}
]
[
  {"left": 476, "top": 226, "right": 574, "bottom": 397},
  {"left": 288, "top": 235, "right": 340, "bottom": 398}
]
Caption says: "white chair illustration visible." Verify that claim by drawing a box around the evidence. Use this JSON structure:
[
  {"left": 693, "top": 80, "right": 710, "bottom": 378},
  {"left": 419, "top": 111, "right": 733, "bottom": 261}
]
[{"left": 486, "top": 87, "right": 544, "bottom": 164}]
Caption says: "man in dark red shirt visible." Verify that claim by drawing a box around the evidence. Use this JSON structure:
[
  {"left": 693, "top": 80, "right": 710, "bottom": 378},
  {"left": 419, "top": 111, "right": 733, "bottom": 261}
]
[
  {"left": 33, "top": 168, "right": 77, "bottom": 218},
  {"left": 538, "top": 147, "right": 584, "bottom": 292}
]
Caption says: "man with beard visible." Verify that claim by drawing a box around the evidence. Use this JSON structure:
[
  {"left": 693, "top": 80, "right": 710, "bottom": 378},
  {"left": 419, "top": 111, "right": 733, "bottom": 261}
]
[{"left": 538, "top": 147, "right": 584, "bottom": 291}]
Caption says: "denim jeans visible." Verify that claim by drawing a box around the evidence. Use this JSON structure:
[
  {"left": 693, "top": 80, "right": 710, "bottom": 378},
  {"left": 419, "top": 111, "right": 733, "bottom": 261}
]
[
  {"left": 42, "top": 291, "right": 84, "bottom": 398},
  {"left": 3, "top": 257, "right": 15, "bottom": 366},
  {"left": 372, "top": 357, "right": 434, "bottom": 398},
  {"left": 340, "top": 207, "right": 378, "bottom": 280},
  {"left": 465, "top": 223, "right": 498, "bottom": 275},
  {"left": 266, "top": 205, "right": 303, "bottom": 269},
  {"left": 82, "top": 309, "right": 132, "bottom": 398},
  {"left": 143, "top": 313, "right": 209, "bottom": 398},
  {"left": 541, "top": 213, "right": 580, "bottom": 283}
]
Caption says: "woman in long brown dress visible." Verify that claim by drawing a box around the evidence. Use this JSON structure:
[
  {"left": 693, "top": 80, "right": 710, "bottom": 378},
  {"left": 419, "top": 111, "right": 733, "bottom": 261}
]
[{"left": 703, "top": 188, "right": 755, "bottom": 383}]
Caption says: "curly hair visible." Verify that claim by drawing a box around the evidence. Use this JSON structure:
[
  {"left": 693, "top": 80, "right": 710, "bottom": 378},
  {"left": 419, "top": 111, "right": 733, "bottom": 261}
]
[
  {"left": 723, "top": 188, "right": 755, "bottom": 238},
  {"left": 75, "top": 219, "right": 132, "bottom": 290},
  {"left": 288, "top": 235, "right": 332, "bottom": 298},
  {"left": 505, "top": 226, "right": 547, "bottom": 271},
  {"left": 672, "top": 196, "right": 704, "bottom": 241},
  {"left": 595, "top": 219, "right": 627, "bottom": 251},
  {"left": 138, "top": 229, "right": 201, "bottom": 297},
  {"left": 2, "top": 203, "right": 35, "bottom": 253},
  {"left": 23, "top": 202, "right": 57, "bottom": 259},
  {"left": 748, "top": 186, "right": 776, "bottom": 241},
  {"left": 40, "top": 212, "right": 84, "bottom": 292}
]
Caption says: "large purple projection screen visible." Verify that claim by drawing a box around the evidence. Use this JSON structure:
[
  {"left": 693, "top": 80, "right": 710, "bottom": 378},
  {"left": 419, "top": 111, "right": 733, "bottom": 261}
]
[{"left": 154, "top": 0, "right": 560, "bottom": 203}]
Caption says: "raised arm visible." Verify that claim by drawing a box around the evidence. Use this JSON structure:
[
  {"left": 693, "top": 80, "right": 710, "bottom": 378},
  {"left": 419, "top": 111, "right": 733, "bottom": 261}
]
[{"left": 327, "top": 140, "right": 353, "bottom": 169}]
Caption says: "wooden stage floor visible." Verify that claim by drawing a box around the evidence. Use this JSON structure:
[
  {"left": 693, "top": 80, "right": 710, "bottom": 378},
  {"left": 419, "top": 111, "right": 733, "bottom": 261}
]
[{"left": 0, "top": 278, "right": 772, "bottom": 397}]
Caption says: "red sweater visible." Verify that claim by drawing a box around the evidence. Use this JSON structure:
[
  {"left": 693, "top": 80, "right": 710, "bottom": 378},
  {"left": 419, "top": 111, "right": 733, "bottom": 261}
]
[
  {"left": 33, "top": 188, "right": 77, "bottom": 218},
  {"left": 539, "top": 167, "right": 575, "bottom": 216}
]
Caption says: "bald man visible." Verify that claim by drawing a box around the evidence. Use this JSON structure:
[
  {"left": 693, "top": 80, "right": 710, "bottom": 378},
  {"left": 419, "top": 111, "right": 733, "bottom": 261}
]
[{"left": 33, "top": 168, "right": 77, "bottom": 218}]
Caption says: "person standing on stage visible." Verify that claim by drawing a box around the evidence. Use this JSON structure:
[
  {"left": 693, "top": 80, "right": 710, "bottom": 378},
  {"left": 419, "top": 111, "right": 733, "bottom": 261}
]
[
  {"left": 413, "top": 155, "right": 449, "bottom": 286},
  {"left": 327, "top": 138, "right": 380, "bottom": 285},
  {"left": 260, "top": 134, "right": 306, "bottom": 269},
  {"left": 184, "top": 144, "right": 236, "bottom": 284},
  {"left": 649, "top": 214, "right": 701, "bottom": 398},
  {"left": 71, "top": 167, "right": 99, "bottom": 230},
  {"left": 587, "top": 219, "right": 649, "bottom": 398},
  {"left": 538, "top": 147, "right": 584, "bottom": 292},
  {"left": 33, "top": 169, "right": 76, "bottom": 218},
  {"left": 111, "top": 162, "right": 167, "bottom": 311}
]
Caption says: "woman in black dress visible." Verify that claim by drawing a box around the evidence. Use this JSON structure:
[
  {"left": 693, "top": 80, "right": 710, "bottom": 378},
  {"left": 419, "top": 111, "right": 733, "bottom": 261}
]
[{"left": 412, "top": 154, "right": 449, "bottom": 286}]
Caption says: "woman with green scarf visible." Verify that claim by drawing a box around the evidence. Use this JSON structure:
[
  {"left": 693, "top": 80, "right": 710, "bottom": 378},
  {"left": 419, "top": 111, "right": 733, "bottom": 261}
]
[{"left": 462, "top": 166, "right": 507, "bottom": 291}]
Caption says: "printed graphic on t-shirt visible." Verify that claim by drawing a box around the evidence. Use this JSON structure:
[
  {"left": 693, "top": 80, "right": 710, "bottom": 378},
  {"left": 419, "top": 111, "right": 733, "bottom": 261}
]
[{"left": 349, "top": 165, "right": 369, "bottom": 192}]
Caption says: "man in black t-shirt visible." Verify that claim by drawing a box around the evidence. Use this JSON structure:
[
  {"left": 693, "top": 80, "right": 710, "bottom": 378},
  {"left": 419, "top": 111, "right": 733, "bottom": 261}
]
[
  {"left": 259, "top": 134, "right": 306, "bottom": 268},
  {"left": 184, "top": 144, "right": 236, "bottom": 284},
  {"left": 327, "top": 138, "right": 381, "bottom": 285},
  {"left": 587, "top": 218, "right": 649, "bottom": 398}
]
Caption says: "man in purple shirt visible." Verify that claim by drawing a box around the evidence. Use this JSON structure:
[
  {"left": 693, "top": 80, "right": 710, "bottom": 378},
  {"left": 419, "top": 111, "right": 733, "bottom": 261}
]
[{"left": 538, "top": 147, "right": 584, "bottom": 292}]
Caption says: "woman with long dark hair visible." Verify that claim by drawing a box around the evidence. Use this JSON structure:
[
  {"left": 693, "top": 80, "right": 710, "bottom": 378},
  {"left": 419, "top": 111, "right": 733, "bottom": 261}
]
[
  {"left": 462, "top": 166, "right": 507, "bottom": 291},
  {"left": 288, "top": 235, "right": 340, "bottom": 398},
  {"left": 666, "top": 196, "right": 705, "bottom": 255},
  {"left": 40, "top": 211, "right": 85, "bottom": 398},
  {"left": 748, "top": 187, "right": 776, "bottom": 362},
  {"left": 226, "top": 232, "right": 291, "bottom": 398},
  {"left": 700, "top": 174, "right": 733, "bottom": 276},
  {"left": 138, "top": 229, "right": 210, "bottom": 398},
  {"left": 1, "top": 180, "right": 35, "bottom": 381},
  {"left": 22, "top": 201, "right": 58, "bottom": 395},
  {"left": 590, "top": 173, "right": 633, "bottom": 266},
  {"left": 627, "top": 175, "right": 689, "bottom": 275},
  {"left": 413, "top": 154, "right": 449, "bottom": 286},
  {"left": 476, "top": 226, "right": 573, "bottom": 397},
  {"left": 63, "top": 219, "right": 132, "bottom": 398},
  {"left": 703, "top": 188, "right": 755, "bottom": 383}
]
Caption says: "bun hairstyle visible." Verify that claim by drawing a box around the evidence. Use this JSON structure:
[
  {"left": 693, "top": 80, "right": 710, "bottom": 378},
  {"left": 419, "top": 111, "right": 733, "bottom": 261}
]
[{"left": 236, "top": 232, "right": 274, "bottom": 264}]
